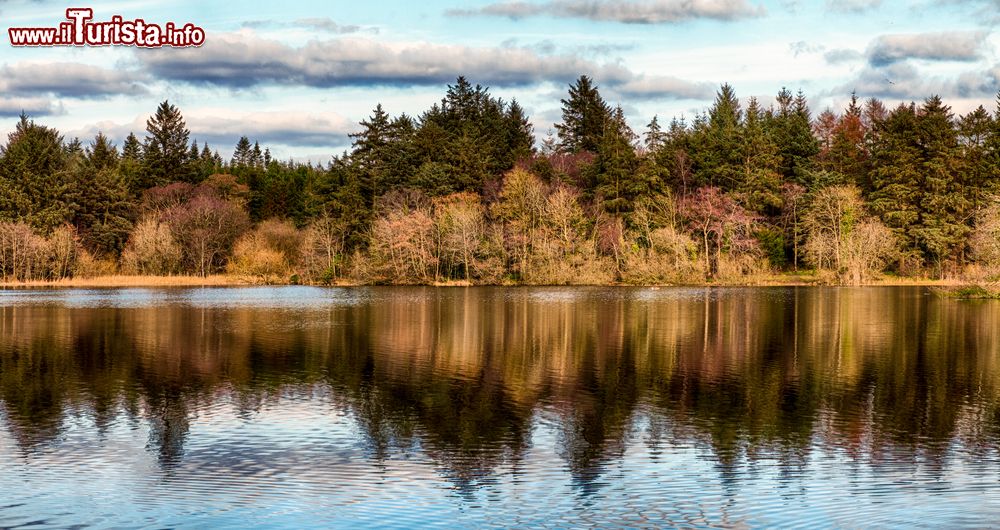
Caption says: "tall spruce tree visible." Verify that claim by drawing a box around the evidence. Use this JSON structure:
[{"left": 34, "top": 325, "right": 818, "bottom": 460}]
[
  {"left": 913, "top": 96, "right": 969, "bottom": 269},
  {"left": 0, "top": 114, "right": 75, "bottom": 231},
  {"left": 555, "top": 75, "right": 611, "bottom": 153},
  {"left": 350, "top": 104, "right": 392, "bottom": 206},
  {"left": 231, "top": 136, "right": 254, "bottom": 169},
  {"left": 869, "top": 103, "right": 922, "bottom": 258},
  {"left": 590, "top": 107, "right": 641, "bottom": 214},
  {"left": 87, "top": 132, "right": 118, "bottom": 172},
  {"left": 769, "top": 88, "right": 818, "bottom": 184},
  {"left": 737, "top": 97, "right": 783, "bottom": 213},
  {"left": 694, "top": 84, "right": 743, "bottom": 190},
  {"left": 958, "top": 105, "right": 995, "bottom": 212},
  {"left": 143, "top": 100, "right": 191, "bottom": 185}
]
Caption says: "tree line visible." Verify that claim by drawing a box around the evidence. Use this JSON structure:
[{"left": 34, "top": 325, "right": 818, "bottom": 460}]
[{"left": 1, "top": 75, "right": 999, "bottom": 285}]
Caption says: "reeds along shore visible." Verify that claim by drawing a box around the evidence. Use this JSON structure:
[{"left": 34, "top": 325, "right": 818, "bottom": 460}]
[{"left": 2, "top": 78, "right": 1000, "bottom": 286}]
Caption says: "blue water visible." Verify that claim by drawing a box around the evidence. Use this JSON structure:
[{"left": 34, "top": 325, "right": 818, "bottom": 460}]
[{"left": 1, "top": 286, "right": 999, "bottom": 528}]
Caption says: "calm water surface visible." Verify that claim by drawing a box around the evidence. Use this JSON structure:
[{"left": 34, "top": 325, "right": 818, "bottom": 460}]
[{"left": 1, "top": 286, "right": 1000, "bottom": 528}]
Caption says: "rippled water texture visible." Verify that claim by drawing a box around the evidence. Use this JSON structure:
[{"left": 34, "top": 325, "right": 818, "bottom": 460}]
[{"left": 2, "top": 286, "right": 1000, "bottom": 528}]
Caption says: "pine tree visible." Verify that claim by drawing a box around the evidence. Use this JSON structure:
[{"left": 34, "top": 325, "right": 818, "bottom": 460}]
[
  {"left": 231, "top": 136, "right": 253, "bottom": 169},
  {"left": 984, "top": 91, "right": 1000, "bottom": 197},
  {"left": 87, "top": 132, "right": 118, "bottom": 171},
  {"left": 122, "top": 132, "right": 142, "bottom": 161},
  {"left": 65, "top": 137, "right": 83, "bottom": 156},
  {"left": 143, "top": 100, "right": 191, "bottom": 185},
  {"left": 502, "top": 99, "right": 534, "bottom": 166},
  {"left": 350, "top": 104, "right": 393, "bottom": 206},
  {"left": 590, "top": 106, "right": 641, "bottom": 215},
  {"left": 913, "top": 96, "right": 969, "bottom": 270},
  {"left": 118, "top": 132, "right": 143, "bottom": 195},
  {"left": 694, "top": 84, "right": 743, "bottom": 190},
  {"left": 656, "top": 116, "right": 695, "bottom": 194},
  {"left": 737, "top": 97, "right": 783, "bottom": 213},
  {"left": 555, "top": 75, "right": 611, "bottom": 153},
  {"left": 644, "top": 115, "right": 666, "bottom": 153},
  {"left": 817, "top": 93, "right": 868, "bottom": 189},
  {"left": 869, "top": 102, "right": 926, "bottom": 265},
  {"left": 0, "top": 114, "right": 75, "bottom": 231},
  {"left": 769, "top": 88, "right": 818, "bottom": 184},
  {"left": 251, "top": 141, "right": 263, "bottom": 168},
  {"left": 958, "top": 105, "right": 995, "bottom": 211}
]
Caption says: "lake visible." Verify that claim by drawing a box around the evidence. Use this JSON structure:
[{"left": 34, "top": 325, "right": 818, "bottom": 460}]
[{"left": 1, "top": 286, "right": 999, "bottom": 528}]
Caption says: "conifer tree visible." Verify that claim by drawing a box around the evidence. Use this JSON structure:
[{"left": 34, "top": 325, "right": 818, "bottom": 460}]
[
  {"left": 769, "top": 88, "right": 818, "bottom": 184},
  {"left": 913, "top": 96, "right": 969, "bottom": 269},
  {"left": 231, "top": 136, "right": 253, "bottom": 169},
  {"left": 590, "top": 108, "right": 640, "bottom": 214},
  {"left": 737, "top": 97, "right": 783, "bottom": 213},
  {"left": 0, "top": 114, "right": 75, "bottom": 231},
  {"left": 555, "top": 75, "right": 611, "bottom": 153},
  {"left": 143, "top": 100, "right": 191, "bottom": 185},
  {"left": 816, "top": 93, "right": 868, "bottom": 189},
  {"left": 958, "top": 106, "right": 994, "bottom": 212},
  {"left": 122, "top": 132, "right": 142, "bottom": 161},
  {"left": 695, "top": 84, "right": 743, "bottom": 190},
  {"left": 869, "top": 103, "right": 925, "bottom": 262},
  {"left": 350, "top": 104, "right": 392, "bottom": 206},
  {"left": 87, "top": 132, "right": 118, "bottom": 172}
]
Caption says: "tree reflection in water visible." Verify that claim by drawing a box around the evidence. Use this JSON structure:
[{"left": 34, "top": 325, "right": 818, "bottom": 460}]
[{"left": 1, "top": 286, "right": 1000, "bottom": 497}]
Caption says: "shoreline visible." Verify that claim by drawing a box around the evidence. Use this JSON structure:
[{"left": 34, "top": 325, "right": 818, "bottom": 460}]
[{"left": 0, "top": 274, "right": 980, "bottom": 289}]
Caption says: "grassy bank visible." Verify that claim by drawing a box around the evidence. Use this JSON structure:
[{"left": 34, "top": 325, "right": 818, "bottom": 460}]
[
  {"left": 1, "top": 275, "right": 249, "bottom": 288},
  {"left": 0, "top": 272, "right": 981, "bottom": 288},
  {"left": 933, "top": 284, "right": 1000, "bottom": 299}
]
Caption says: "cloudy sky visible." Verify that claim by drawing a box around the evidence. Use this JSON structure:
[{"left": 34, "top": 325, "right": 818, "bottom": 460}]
[{"left": 1, "top": 0, "right": 998, "bottom": 162}]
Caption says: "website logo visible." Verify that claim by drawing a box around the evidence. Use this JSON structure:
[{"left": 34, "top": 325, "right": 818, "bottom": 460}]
[{"left": 9, "top": 8, "right": 205, "bottom": 47}]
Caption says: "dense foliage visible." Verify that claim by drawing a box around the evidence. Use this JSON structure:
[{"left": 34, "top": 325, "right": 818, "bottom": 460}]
[{"left": 2, "top": 75, "right": 1000, "bottom": 285}]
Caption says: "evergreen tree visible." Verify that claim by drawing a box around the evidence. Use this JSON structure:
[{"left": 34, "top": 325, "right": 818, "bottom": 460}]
[
  {"left": 502, "top": 99, "right": 534, "bottom": 166},
  {"left": 656, "top": 116, "right": 695, "bottom": 194},
  {"left": 589, "top": 108, "right": 641, "bottom": 214},
  {"left": 737, "top": 97, "right": 783, "bottom": 213},
  {"left": 913, "top": 96, "right": 969, "bottom": 269},
  {"left": 644, "top": 115, "right": 666, "bottom": 152},
  {"left": 71, "top": 160, "right": 133, "bottom": 255},
  {"left": 870, "top": 103, "right": 922, "bottom": 259},
  {"left": 231, "top": 136, "right": 253, "bottom": 169},
  {"left": 143, "top": 100, "right": 191, "bottom": 185},
  {"left": 958, "top": 105, "right": 995, "bottom": 212},
  {"left": 984, "top": 91, "right": 1000, "bottom": 197},
  {"left": 0, "top": 114, "right": 76, "bottom": 231},
  {"left": 251, "top": 141, "right": 263, "bottom": 167},
  {"left": 87, "top": 132, "right": 118, "bottom": 172},
  {"left": 693, "top": 84, "right": 743, "bottom": 190},
  {"left": 769, "top": 88, "right": 818, "bottom": 184},
  {"left": 555, "top": 75, "right": 611, "bottom": 153},
  {"left": 119, "top": 132, "right": 144, "bottom": 194},
  {"left": 122, "top": 132, "right": 142, "bottom": 161},
  {"left": 350, "top": 104, "right": 393, "bottom": 206}
]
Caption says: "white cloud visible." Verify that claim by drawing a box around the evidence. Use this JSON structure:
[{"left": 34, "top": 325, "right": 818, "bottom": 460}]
[
  {"left": 867, "top": 31, "right": 988, "bottom": 65},
  {"left": 447, "top": 0, "right": 765, "bottom": 23},
  {"left": 826, "top": 0, "right": 882, "bottom": 13},
  {"left": 66, "top": 110, "right": 356, "bottom": 152},
  {"left": 136, "top": 30, "right": 634, "bottom": 88},
  {"left": 0, "top": 62, "right": 148, "bottom": 99},
  {"left": 0, "top": 96, "right": 64, "bottom": 117}
]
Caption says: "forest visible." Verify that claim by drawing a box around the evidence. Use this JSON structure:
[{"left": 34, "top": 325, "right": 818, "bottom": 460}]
[{"left": 1, "top": 75, "right": 999, "bottom": 285}]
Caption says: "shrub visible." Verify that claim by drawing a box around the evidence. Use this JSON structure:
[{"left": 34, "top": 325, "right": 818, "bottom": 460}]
[
  {"left": 163, "top": 192, "right": 250, "bottom": 276},
  {"left": 121, "top": 217, "right": 182, "bottom": 275},
  {"left": 227, "top": 219, "right": 304, "bottom": 282}
]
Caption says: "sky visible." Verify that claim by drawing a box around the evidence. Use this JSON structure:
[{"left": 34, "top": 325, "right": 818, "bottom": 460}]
[{"left": 0, "top": 0, "right": 999, "bottom": 163}]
